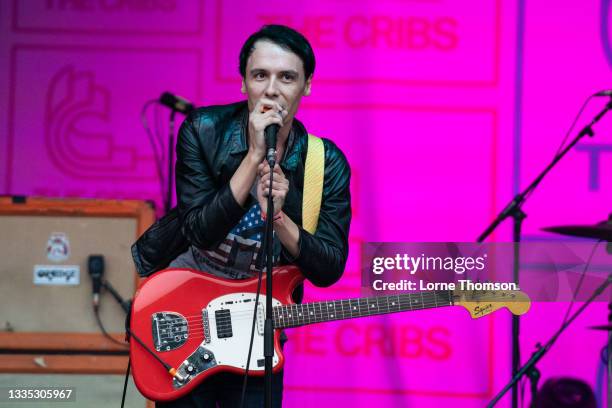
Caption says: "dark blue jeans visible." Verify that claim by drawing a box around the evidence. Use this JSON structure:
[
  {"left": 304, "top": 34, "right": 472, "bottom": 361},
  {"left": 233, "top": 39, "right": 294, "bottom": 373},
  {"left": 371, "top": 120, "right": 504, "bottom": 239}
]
[{"left": 156, "top": 371, "right": 284, "bottom": 408}]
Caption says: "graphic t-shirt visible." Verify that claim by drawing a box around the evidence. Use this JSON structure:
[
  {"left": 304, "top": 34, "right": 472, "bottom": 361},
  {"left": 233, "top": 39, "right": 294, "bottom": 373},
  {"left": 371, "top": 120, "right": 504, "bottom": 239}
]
[{"left": 194, "top": 199, "right": 281, "bottom": 279}]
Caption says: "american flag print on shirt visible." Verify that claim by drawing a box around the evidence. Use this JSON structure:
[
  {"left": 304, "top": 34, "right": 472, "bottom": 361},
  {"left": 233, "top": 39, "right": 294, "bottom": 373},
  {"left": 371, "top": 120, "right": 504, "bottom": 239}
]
[{"left": 198, "top": 202, "right": 280, "bottom": 278}]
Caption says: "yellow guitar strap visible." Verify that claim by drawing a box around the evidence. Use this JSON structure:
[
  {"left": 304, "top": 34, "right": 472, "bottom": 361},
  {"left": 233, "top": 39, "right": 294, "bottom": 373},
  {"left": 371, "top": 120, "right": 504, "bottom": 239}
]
[{"left": 302, "top": 134, "right": 325, "bottom": 234}]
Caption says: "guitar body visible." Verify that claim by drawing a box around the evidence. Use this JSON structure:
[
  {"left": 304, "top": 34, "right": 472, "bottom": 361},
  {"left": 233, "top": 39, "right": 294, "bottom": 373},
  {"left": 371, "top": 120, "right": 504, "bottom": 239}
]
[{"left": 130, "top": 266, "right": 304, "bottom": 402}]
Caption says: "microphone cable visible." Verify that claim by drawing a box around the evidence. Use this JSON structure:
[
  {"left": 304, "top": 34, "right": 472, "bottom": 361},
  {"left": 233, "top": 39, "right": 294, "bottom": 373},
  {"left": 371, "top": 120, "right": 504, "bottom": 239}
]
[{"left": 93, "top": 300, "right": 129, "bottom": 348}]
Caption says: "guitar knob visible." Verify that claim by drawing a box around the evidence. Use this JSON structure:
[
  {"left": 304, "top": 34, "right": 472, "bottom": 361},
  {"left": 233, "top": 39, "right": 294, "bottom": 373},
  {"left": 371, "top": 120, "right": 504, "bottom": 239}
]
[
  {"left": 187, "top": 365, "right": 194, "bottom": 373},
  {"left": 203, "top": 353, "right": 210, "bottom": 361}
]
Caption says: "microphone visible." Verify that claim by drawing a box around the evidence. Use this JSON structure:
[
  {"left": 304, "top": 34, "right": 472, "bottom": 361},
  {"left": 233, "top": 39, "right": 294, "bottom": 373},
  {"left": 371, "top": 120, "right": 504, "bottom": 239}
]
[
  {"left": 88, "top": 255, "right": 105, "bottom": 307},
  {"left": 595, "top": 90, "right": 612, "bottom": 96},
  {"left": 159, "top": 92, "right": 195, "bottom": 114},
  {"left": 265, "top": 124, "right": 279, "bottom": 166}
]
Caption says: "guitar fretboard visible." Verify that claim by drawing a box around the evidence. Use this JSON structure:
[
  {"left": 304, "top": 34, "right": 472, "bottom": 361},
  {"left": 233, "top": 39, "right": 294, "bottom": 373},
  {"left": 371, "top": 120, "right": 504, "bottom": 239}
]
[{"left": 272, "top": 290, "right": 453, "bottom": 329}]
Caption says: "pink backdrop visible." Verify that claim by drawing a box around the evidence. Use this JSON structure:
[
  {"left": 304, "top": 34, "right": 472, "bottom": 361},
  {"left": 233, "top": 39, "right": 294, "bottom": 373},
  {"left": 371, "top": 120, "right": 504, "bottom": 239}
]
[{"left": 1, "top": 1, "right": 611, "bottom": 406}]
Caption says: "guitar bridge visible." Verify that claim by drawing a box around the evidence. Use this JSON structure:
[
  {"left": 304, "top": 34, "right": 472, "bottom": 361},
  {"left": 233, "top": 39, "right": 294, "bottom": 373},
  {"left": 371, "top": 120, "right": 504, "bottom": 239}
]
[
  {"left": 202, "top": 309, "right": 211, "bottom": 344},
  {"left": 152, "top": 312, "right": 188, "bottom": 352}
]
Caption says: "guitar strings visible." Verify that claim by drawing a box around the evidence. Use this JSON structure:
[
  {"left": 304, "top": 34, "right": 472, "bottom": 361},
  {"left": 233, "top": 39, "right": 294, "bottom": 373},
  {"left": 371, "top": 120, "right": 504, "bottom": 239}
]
[
  {"left": 154, "top": 300, "right": 455, "bottom": 341},
  {"left": 149, "top": 291, "right": 512, "bottom": 327},
  {"left": 154, "top": 298, "right": 454, "bottom": 332},
  {"left": 153, "top": 296, "right": 449, "bottom": 327},
  {"left": 156, "top": 292, "right": 523, "bottom": 339},
  {"left": 151, "top": 290, "right": 502, "bottom": 328},
  {"left": 151, "top": 292, "right": 463, "bottom": 324},
  {"left": 152, "top": 291, "right": 516, "bottom": 331},
  {"left": 152, "top": 295, "right": 524, "bottom": 348}
]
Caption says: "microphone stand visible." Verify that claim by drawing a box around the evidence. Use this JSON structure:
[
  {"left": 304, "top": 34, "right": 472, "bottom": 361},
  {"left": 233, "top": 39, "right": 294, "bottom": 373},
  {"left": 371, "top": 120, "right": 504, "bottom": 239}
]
[
  {"left": 478, "top": 97, "right": 612, "bottom": 408},
  {"left": 100, "top": 279, "right": 133, "bottom": 408},
  {"left": 165, "top": 109, "right": 177, "bottom": 215},
  {"left": 607, "top": 225, "right": 612, "bottom": 408},
  {"left": 608, "top": 296, "right": 612, "bottom": 408},
  {"left": 487, "top": 275, "right": 612, "bottom": 407},
  {"left": 263, "top": 151, "right": 276, "bottom": 408}
]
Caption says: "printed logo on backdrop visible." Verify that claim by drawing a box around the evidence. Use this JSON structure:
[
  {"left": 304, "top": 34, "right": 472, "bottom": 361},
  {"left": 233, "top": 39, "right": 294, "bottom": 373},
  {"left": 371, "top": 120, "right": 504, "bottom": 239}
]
[
  {"left": 575, "top": 143, "right": 612, "bottom": 191},
  {"left": 46, "top": 232, "right": 70, "bottom": 262},
  {"left": 44, "top": 65, "right": 156, "bottom": 180},
  {"left": 214, "top": 0, "right": 500, "bottom": 86},
  {"left": 33, "top": 265, "right": 80, "bottom": 286},
  {"left": 38, "top": 232, "right": 79, "bottom": 286},
  {"left": 12, "top": 0, "right": 203, "bottom": 35},
  {"left": 6, "top": 45, "right": 201, "bottom": 202}
]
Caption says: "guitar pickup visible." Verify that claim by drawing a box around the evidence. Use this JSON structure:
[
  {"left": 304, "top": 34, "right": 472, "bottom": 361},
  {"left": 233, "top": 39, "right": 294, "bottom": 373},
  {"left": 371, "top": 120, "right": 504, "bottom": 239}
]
[{"left": 215, "top": 309, "right": 233, "bottom": 339}]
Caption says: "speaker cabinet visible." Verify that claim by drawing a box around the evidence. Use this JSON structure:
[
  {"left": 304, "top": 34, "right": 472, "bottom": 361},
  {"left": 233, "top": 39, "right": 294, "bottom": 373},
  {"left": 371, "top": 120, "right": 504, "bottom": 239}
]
[{"left": 0, "top": 197, "right": 154, "bottom": 377}]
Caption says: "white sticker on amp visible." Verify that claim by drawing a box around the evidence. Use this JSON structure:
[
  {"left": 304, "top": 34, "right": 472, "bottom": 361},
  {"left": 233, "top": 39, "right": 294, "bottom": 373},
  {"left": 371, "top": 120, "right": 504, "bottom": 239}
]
[
  {"left": 46, "top": 232, "right": 70, "bottom": 262},
  {"left": 33, "top": 265, "right": 80, "bottom": 286}
]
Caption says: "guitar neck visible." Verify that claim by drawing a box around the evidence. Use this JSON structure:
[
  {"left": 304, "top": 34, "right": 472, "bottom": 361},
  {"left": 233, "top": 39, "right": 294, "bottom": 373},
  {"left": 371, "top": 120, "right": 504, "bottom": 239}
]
[{"left": 273, "top": 290, "right": 454, "bottom": 329}]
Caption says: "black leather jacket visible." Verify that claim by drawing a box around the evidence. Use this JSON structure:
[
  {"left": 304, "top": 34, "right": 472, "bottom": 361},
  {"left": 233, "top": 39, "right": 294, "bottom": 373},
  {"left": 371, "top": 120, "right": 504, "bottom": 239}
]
[{"left": 132, "top": 101, "right": 351, "bottom": 287}]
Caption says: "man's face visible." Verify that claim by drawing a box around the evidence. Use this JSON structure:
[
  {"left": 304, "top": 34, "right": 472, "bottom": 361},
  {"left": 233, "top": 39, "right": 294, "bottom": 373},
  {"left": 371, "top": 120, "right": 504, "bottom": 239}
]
[{"left": 242, "top": 40, "right": 311, "bottom": 127}]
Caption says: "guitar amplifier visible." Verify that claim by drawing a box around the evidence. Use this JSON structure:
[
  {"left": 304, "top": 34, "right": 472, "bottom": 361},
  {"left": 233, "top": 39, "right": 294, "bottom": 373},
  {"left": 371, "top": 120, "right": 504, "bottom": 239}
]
[{"left": 0, "top": 197, "right": 155, "bottom": 375}]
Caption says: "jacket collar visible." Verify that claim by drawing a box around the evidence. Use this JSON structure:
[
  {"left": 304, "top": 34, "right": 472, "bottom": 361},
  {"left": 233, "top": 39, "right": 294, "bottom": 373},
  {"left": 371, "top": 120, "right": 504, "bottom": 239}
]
[{"left": 229, "top": 101, "right": 306, "bottom": 172}]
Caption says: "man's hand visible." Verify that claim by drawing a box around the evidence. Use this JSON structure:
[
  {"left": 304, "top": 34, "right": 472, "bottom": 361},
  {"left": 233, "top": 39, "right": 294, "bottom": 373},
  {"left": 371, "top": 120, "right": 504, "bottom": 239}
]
[
  {"left": 232, "top": 99, "right": 287, "bottom": 208},
  {"left": 257, "top": 161, "right": 289, "bottom": 217},
  {"left": 248, "top": 99, "right": 287, "bottom": 161}
]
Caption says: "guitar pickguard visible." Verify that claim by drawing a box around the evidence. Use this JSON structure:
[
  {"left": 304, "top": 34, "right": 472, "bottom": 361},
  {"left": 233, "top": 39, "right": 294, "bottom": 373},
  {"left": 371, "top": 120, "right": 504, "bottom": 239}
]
[{"left": 171, "top": 293, "right": 282, "bottom": 390}]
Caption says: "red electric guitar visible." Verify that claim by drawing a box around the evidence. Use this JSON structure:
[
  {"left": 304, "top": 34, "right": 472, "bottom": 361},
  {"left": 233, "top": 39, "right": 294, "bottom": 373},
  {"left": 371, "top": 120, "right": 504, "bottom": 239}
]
[{"left": 129, "top": 266, "right": 530, "bottom": 402}]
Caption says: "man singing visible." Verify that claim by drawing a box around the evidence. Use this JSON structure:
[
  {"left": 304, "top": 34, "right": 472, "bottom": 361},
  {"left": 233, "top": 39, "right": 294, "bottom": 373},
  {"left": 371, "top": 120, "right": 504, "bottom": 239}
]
[{"left": 136, "top": 24, "right": 351, "bottom": 407}]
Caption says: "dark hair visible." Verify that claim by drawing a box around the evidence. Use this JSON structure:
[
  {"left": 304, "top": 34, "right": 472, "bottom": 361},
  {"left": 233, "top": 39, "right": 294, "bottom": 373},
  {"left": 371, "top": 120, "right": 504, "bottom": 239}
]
[{"left": 239, "top": 25, "right": 315, "bottom": 79}]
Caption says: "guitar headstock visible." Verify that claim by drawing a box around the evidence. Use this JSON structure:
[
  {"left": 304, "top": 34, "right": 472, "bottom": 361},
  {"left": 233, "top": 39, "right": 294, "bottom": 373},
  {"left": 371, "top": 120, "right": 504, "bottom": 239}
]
[{"left": 453, "top": 289, "right": 531, "bottom": 318}]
